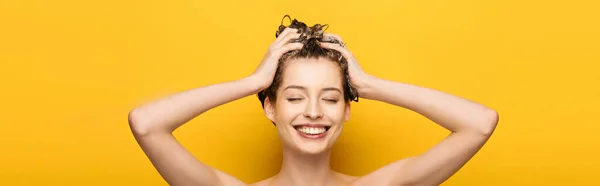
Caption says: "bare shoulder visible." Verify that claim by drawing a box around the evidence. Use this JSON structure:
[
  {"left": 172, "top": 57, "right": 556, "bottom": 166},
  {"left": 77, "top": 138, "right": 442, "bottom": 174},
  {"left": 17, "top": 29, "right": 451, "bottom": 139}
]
[
  {"left": 333, "top": 171, "right": 360, "bottom": 185},
  {"left": 249, "top": 176, "right": 276, "bottom": 186},
  {"left": 351, "top": 157, "right": 414, "bottom": 186}
]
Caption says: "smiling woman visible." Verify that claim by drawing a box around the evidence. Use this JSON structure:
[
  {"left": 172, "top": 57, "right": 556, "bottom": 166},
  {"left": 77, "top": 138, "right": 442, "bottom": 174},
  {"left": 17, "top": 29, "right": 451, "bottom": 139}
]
[
  {"left": 263, "top": 57, "right": 350, "bottom": 155},
  {"left": 128, "top": 15, "right": 499, "bottom": 186}
]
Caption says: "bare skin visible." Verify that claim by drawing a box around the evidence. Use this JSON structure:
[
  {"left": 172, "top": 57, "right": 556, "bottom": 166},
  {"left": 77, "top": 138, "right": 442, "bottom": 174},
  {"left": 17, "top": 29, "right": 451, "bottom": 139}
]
[{"left": 128, "top": 28, "right": 499, "bottom": 186}]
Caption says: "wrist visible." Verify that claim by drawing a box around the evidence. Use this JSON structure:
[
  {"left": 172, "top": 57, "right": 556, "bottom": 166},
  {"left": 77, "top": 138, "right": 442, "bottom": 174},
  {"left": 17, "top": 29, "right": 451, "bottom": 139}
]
[
  {"left": 355, "top": 73, "right": 378, "bottom": 100},
  {"left": 245, "top": 74, "right": 270, "bottom": 93}
]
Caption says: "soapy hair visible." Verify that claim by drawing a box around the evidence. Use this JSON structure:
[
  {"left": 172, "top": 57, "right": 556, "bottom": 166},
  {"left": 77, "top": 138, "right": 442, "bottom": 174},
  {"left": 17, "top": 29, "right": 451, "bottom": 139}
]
[{"left": 258, "top": 15, "right": 359, "bottom": 110}]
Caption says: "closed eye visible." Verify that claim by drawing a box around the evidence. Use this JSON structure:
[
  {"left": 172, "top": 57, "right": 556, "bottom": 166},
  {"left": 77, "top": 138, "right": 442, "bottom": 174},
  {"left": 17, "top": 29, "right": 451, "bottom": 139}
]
[
  {"left": 287, "top": 98, "right": 303, "bottom": 102},
  {"left": 323, "top": 99, "right": 339, "bottom": 103}
]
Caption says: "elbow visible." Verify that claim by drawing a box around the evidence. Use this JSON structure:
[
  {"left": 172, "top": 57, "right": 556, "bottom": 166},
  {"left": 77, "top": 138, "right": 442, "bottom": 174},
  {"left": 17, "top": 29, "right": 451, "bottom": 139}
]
[
  {"left": 478, "top": 108, "right": 499, "bottom": 137},
  {"left": 128, "top": 108, "right": 157, "bottom": 136}
]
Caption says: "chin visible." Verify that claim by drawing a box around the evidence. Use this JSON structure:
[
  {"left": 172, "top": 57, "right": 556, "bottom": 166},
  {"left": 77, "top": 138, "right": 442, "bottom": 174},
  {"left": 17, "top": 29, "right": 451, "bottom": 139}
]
[{"left": 294, "top": 142, "right": 331, "bottom": 155}]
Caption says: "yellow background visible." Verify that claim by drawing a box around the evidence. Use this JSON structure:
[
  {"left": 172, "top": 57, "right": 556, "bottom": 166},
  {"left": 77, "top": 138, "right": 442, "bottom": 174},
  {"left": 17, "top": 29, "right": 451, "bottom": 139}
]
[{"left": 1, "top": 0, "right": 599, "bottom": 185}]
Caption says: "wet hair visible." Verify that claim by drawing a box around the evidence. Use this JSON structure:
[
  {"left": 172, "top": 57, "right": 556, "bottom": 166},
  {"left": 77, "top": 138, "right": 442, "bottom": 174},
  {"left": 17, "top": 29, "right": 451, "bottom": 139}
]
[{"left": 257, "top": 15, "right": 359, "bottom": 111}]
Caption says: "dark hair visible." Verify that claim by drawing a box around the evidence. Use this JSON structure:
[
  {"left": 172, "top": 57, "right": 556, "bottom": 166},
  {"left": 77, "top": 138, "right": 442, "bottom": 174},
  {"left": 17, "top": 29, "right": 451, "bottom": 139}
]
[{"left": 258, "top": 15, "right": 359, "bottom": 110}]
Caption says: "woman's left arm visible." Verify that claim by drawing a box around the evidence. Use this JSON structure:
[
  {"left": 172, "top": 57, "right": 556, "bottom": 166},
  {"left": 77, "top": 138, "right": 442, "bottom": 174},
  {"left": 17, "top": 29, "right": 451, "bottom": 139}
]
[
  {"left": 361, "top": 74, "right": 498, "bottom": 137},
  {"left": 321, "top": 36, "right": 499, "bottom": 186},
  {"left": 360, "top": 74, "right": 498, "bottom": 185}
]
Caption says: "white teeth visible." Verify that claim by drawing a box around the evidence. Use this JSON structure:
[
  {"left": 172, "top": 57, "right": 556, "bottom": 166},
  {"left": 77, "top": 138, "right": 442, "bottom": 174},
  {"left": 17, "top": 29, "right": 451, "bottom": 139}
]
[{"left": 297, "top": 127, "right": 326, "bottom": 135}]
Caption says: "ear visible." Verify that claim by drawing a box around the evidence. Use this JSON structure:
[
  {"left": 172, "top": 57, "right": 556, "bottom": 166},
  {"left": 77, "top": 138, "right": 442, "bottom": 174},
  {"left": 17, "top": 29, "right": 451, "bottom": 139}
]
[
  {"left": 264, "top": 97, "right": 275, "bottom": 122},
  {"left": 344, "top": 102, "right": 351, "bottom": 122}
]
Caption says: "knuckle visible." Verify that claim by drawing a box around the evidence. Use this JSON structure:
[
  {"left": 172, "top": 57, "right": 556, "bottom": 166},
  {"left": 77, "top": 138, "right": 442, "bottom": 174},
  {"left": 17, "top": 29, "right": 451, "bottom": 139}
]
[
  {"left": 271, "top": 49, "right": 283, "bottom": 56},
  {"left": 278, "top": 29, "right": 290, "bottom": 36},
  {"left": 281, "top": 44, "right": 293, "bottom": 50},
  {"left": 286, "top": 33, "right": 301, "bottom": 39},
  {"left": 284, "top": 27, "right": 297, "bottom": 32}
]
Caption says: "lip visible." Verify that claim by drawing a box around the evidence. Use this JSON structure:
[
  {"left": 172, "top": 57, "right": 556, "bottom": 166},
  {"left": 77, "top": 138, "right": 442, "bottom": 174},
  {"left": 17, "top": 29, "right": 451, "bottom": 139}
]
[
  {"left": 293, "top": 124, "right": 331, "bottom": 140},
  {"left": 293, "top": 123, "right": 331, "bottom": 128}
]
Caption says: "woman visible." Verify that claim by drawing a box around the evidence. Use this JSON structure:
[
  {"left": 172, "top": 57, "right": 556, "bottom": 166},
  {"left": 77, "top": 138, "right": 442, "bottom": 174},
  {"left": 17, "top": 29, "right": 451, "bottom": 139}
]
[{"left": 128, "top": 15, "right": 499, "bottom": 186}]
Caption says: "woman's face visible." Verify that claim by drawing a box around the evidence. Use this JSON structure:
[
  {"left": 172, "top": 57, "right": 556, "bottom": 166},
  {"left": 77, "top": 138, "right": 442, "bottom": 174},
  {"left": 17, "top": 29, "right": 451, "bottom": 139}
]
[{"left": 264, "top": 57, "right": 350, "bottom": 155}]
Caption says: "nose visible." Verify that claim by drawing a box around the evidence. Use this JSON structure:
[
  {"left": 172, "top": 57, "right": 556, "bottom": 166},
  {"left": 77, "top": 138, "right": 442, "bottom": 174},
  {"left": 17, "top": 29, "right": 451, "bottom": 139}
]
[{"left": 303, "top": 99, "right": 323, "bottom": 119}]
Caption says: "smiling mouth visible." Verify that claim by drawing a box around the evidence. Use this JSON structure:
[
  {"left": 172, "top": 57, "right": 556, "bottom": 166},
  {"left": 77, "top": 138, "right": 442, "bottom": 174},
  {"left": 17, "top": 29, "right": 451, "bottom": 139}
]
[{"left": 293, "top": 125, "right": 331, "bottom": 135}]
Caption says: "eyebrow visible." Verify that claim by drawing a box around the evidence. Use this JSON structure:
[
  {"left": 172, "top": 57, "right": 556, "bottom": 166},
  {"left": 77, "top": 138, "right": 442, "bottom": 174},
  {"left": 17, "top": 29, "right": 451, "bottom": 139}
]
[{"left": 284, "top": 85, "right": 342, "bottom": 93}]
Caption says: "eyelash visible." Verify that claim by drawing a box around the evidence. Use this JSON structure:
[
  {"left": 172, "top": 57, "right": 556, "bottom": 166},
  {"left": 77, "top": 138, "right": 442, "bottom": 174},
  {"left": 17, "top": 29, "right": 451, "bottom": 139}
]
[
  {"left": 286, "top": 98, "right": 338, "bottom": 103},
  {"left": 324, "top": 99, "right": 338, "bottom": 103},
  {"left": 287, "top": 98, "right": 303, "bottom": 102}
]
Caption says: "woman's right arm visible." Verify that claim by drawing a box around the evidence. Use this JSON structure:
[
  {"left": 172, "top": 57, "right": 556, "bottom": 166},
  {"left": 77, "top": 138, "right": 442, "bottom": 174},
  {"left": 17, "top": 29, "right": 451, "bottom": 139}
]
[
  {"left": 128, "top": 76, "right": 263, "bottom": 186},
  {"left": 128, "top": 27, "right": 302, "bottom": 186},
  {"left": 129, "top": 75, "right": 265, "bottom": 136}
]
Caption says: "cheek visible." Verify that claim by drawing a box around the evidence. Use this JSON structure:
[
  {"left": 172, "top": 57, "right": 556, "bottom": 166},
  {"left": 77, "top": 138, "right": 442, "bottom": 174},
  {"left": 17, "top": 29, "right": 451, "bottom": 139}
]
[
  {"left": 274, "top": 101, "right": 302, "bottom": 122},
  {"left": 323, "top": 103, "right": 347, "bottom": 120}
]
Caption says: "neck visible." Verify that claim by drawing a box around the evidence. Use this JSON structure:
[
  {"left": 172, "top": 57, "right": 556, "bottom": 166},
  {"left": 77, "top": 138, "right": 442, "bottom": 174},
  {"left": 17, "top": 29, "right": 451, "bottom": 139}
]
[{"left": 276, "top": 146, "right": 334, "bottom": 186}]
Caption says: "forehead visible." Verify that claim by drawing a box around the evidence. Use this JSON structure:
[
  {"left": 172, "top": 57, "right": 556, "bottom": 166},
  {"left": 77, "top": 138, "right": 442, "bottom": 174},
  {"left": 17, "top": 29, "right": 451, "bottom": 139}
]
[{"left": 281, "top": 57, "right": 343, "bottom": 88}]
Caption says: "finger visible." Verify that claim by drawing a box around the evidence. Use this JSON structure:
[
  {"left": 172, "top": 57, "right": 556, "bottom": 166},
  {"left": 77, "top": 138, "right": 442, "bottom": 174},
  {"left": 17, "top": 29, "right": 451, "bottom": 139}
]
[
  {"left": 323, "top": 33, "right": 345, "bottom": 45},
  {"left": 274, "top": 28, "right": 298, "bottom": 44},
  {"left": 274, "top": 32, "right": 302, "bottom": 49},
  {"left": 319, "top": 42, "right": 353, "bottom": 58},
  {"left": 273, "top": 42, "right": 303, "bottom": 56}
]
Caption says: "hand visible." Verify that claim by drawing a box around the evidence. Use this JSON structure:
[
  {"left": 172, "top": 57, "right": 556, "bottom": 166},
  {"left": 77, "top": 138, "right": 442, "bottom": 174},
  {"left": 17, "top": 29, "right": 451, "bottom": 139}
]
[
  {"left": 319, "top": 33, "right": 373, "bottom": 96},
  {"left": 251, "top": 27, "right": 303, "bottom": 89}
]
